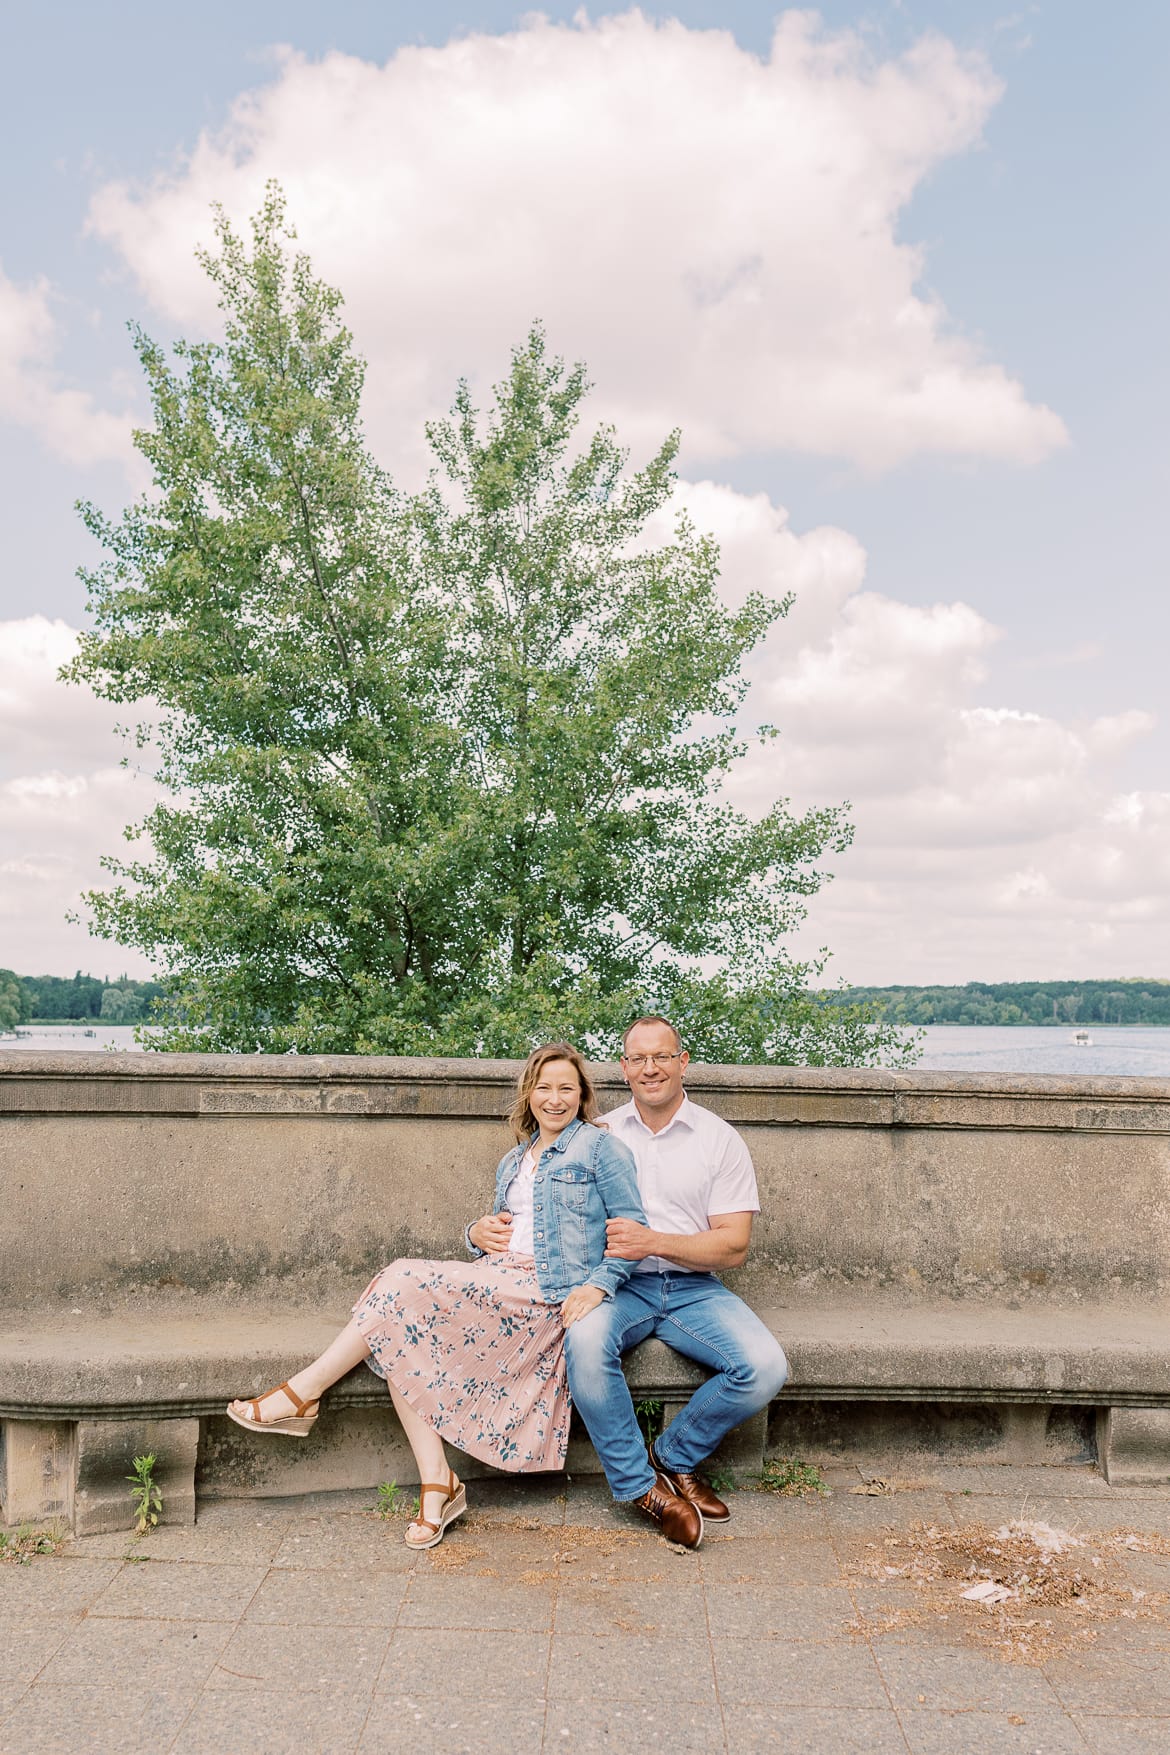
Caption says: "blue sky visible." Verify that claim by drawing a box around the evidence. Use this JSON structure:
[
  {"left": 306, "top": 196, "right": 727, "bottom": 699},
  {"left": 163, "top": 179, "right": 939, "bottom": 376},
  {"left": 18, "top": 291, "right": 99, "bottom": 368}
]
[{"left": 1, "top": 3, "right": 1166, "bottom": 981}]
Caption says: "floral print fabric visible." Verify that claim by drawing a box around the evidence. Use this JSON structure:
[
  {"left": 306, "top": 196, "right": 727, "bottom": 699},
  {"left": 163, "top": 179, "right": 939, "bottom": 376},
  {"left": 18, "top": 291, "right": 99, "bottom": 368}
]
[{"left": 351, "top": 1253, "right": 571, "bottom": 1472}]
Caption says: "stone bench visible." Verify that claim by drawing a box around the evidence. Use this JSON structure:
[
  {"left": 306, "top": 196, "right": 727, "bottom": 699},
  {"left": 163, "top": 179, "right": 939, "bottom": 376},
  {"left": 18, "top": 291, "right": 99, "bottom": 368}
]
[
  {"left": 4, "top": 1052, "right": 1170, "bottom": 1533},
  {"left": 5, "top": 1299, "right": 1170, "bottom": 1534}
]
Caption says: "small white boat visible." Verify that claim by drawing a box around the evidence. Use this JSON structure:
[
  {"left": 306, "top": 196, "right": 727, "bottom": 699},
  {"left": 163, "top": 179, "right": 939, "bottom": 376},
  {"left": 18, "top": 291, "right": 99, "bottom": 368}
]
[{"left": 1072, "top": 1030, "right": 1092, "bottom": 1046}]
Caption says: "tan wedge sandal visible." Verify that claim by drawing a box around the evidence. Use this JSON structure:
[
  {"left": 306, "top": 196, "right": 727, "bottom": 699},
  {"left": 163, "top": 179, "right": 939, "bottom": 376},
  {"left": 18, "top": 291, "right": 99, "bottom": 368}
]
[
  {"left": 404, "top": 1470, "right": 467, "bottom": 1550},
  {"left": 225, "top": 1381, "right": 320, "bottom": 1438}
]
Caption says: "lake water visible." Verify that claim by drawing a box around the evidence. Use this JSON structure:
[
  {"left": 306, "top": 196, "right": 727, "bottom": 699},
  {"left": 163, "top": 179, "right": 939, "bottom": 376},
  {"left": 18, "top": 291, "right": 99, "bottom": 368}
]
[
  {"left": 0, "top": 1023, "right": 150, "bottom": 1054},
  {"left": 3, "top": 1021, "right": 1170, "bottom": 1077},
  {"left": 912, "top": 1024, "right": 1170, "bottom": 1078}
]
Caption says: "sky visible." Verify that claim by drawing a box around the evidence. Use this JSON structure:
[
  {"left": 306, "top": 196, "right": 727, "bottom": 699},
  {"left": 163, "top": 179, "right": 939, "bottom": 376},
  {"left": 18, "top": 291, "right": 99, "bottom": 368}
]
[{"left": 0, "top": 1, "right": 1166, "bottom": 987}]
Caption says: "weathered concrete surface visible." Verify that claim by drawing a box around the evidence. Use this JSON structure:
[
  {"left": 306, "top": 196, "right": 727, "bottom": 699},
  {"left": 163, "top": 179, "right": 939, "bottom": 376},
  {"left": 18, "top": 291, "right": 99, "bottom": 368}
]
[
  {"left": 1098, "top": 1407, "right": 1170, "bottom": 1486},
  {"left": 0, "top": 1420, "right": 74, "bottom": 1527},
  {"left": 3, "top": 1464, "right": 1170, "bottom": 1755},
  {"left": 6, "top": 1302, "right": 1170, "bottom": 1420},
  {"left": 768, "top": 1396, "right": 1100, "bottom": 1468}
]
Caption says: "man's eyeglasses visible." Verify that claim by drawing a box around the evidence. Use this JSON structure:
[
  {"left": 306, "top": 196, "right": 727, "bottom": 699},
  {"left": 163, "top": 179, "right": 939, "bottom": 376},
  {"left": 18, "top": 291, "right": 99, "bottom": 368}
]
[{"left": 623, "top": 1051, "right": 682, "bottom": 1070}]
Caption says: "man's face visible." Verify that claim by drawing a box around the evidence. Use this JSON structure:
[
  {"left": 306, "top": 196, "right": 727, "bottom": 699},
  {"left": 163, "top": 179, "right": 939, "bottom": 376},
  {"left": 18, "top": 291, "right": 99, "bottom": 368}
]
[{"left": 621, "top": 1022, "right": 689, "bottom": 1113}]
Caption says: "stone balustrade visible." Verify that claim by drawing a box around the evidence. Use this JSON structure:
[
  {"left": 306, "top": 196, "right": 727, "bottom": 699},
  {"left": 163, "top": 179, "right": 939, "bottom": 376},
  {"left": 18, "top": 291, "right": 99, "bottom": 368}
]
[{"left": 3, "top": 1052, "right": 1170, "bottom": 1533}]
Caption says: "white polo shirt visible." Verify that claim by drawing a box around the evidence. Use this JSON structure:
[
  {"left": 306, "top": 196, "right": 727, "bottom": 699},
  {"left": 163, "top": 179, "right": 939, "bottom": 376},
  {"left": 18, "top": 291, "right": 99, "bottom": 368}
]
[{"left": 604, "top": 1094, "right": 760, "bottom": 1274}]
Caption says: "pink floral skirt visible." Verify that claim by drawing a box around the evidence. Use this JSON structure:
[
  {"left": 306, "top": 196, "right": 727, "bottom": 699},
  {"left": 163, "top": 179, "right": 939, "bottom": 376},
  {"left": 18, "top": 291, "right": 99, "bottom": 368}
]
[{"left": 351, "top": 1253, "right": 571, "bottom": 1472}]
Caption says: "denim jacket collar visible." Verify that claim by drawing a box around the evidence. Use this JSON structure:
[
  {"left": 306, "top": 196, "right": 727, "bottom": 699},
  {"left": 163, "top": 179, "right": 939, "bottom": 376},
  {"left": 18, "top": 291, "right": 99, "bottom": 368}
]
[{"left": 528, "top": 1116, "right": 585, "bottom": 1158}]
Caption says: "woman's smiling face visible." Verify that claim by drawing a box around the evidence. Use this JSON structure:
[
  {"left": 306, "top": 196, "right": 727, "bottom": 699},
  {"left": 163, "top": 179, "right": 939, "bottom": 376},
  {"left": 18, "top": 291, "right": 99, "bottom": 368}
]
[{"left": 530, "top": 1059, "right": 583, "bottom": 1137}]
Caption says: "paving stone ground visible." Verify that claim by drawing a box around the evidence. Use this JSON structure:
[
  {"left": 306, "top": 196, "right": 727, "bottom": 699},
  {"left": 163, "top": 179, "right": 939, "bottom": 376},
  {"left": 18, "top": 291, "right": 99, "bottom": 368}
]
[{"left": 3, "top": 1459, "right": 1170, "bottom": 1754}]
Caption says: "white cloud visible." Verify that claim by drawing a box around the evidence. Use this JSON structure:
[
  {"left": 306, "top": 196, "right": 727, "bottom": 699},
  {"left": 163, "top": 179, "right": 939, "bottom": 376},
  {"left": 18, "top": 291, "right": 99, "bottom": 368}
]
[
  {"left": 0, "top": 265, "right": 132, "bottom": 466},
  {"left": 657, "top": 479, "right": 867, "bottom": 647},
  {"left": 0, "top": 617, "right": 158, "bottom": 977},
  {"left": 1087, "top": 711, "right": 1157, "bottom": 757},
  {"left": 0, "top": 762, "right": 158, "bottom": 979},
  {"left": 0, "top": 617, "right": 143, "bottom": 780},
  {"left": 87, "top": 10, "right": 1066, "bottom": 476},
  {"left": 674, "top": 485, "right": 1168, "bottom": 985}
]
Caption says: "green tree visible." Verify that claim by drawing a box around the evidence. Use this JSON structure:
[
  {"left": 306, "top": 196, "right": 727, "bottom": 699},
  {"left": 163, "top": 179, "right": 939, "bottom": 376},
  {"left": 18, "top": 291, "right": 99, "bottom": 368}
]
[
  {"left": 65, "top": 190, "right": 910, "bottom": 1067},
  {"left": 100, "top": 985, "right": 144, "bottom": 1023},
  {"left": 0, "top": 969, "right": 25, "bottom": 1034}
]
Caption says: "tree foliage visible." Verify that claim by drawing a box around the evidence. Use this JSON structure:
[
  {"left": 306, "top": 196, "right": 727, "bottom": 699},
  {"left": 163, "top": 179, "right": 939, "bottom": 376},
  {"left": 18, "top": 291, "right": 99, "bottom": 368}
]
[
  {"left": 65, "top": 189, "right": 911, "bottom": 1066},
  {"left": 0, "top": 970, "right": 25, "bottom": 1034}
]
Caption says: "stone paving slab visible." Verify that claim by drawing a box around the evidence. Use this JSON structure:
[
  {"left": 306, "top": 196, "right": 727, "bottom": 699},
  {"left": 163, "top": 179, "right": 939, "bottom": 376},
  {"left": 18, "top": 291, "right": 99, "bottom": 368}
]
[
  {"left": 36, "top": 1617, "right": 233, "bottom": 1691},
  {"left": 1074, "top": 1717, "right": 1170, "bottom": 1753},
  {"left": 723, "top": 1704, "right": 909, "bottom": 1752},
  {"left": 171, "top": 1686, "right": 373, "bottom": 1755},
  {"left": 4, "top": 1460, "right": 1170, "bottom": 1751},
  {"left": 900, "top": 1709, "right": 1090, "bottom": 1753}
]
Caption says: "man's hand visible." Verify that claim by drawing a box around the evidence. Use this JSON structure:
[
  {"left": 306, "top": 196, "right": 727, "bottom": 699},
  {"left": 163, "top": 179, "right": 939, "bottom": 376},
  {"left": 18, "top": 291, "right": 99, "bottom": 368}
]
[
  {"left": 604, "top": 1218, "right": 659, "bottom": 1261},
  {"left": 469, "top": 1212, "right": 514, "bottom": 1254},
  {"left": 561, "top": 1284, "right": 606, "bottom": 1328}
]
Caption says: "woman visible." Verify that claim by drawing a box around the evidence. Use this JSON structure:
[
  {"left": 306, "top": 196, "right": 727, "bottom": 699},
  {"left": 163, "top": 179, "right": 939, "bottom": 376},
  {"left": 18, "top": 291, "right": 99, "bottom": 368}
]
[{"left": 227, "top": 1042, "right": 645, "bottom": 1548}]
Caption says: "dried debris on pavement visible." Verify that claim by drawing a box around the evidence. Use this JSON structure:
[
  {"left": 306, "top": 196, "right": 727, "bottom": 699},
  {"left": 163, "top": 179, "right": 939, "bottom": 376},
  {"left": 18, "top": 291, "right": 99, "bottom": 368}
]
[{"left": 846, "top": 1515, "right": 1170, "bottom": 1664}]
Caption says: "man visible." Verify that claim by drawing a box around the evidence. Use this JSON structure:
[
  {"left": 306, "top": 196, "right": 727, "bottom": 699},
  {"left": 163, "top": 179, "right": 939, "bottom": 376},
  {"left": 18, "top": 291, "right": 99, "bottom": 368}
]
[{"left": 564, "top": 1015, "right": 788, "bottom": 1548}]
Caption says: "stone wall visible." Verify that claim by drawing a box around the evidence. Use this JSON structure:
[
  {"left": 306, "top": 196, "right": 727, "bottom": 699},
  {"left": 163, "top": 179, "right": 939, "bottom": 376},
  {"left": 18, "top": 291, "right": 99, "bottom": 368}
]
[{"left": 2, "top": 1052, "right": 1169, "bottom": 1310}]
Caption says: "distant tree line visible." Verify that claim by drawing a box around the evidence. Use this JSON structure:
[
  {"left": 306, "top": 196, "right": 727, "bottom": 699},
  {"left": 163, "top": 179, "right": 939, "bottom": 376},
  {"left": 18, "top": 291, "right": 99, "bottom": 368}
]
[
  {"left": 0, "top": 971, "right": 166, "bottom": 1031},
  {"left": 820, "top": 980, "right": 1170, "bottom": 1027},
  {"left": 7, "top": 971, "right": 1167, "bottom": 1037}
]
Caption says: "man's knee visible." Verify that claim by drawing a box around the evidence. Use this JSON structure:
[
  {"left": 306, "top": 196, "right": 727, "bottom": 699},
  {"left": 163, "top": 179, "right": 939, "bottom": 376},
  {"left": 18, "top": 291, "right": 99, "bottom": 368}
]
[
  {"left": 733, "top": 1333, "right": 789, "bottom": 1405},
  {"left": 758, "top": 1337, "right": 789, "bottom": 1402}
]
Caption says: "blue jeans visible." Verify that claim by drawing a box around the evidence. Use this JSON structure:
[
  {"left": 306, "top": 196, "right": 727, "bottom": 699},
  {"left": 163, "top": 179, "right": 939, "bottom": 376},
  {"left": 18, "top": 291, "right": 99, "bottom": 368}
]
[{"left": 564, "top": 1271, "right": 789, "bottom": 1501}]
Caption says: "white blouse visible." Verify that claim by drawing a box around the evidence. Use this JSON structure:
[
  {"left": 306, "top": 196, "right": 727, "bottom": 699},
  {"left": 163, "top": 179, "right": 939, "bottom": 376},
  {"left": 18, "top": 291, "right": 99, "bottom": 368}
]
[{"left": 502, "top": 1144, "right": 538, "bottom": 1258}]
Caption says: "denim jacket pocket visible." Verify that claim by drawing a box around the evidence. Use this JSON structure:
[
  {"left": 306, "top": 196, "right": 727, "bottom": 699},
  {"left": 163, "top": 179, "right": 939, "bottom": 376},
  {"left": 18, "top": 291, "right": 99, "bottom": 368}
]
[{"left": 550, "top": 1165, "right": 590, "bottom": 1210}]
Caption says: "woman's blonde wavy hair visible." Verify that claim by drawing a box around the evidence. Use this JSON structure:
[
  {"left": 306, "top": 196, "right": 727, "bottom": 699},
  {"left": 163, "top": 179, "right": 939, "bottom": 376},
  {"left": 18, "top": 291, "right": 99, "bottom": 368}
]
[{"left": 508, "top": 1041, "right": 600, "bottom": 1143}]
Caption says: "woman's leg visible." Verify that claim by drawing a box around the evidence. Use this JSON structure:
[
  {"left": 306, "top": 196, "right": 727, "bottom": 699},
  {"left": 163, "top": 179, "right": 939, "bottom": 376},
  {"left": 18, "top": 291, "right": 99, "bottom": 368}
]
[
  {"left": 228, "top": 1320, "right": 372, "bottom": 1421},
  {"left": 387, "top": 1381, "right": 461, "bottom": 1539}
]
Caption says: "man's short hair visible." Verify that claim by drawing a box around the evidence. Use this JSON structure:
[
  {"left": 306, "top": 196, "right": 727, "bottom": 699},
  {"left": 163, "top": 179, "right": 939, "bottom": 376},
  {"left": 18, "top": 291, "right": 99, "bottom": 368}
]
[{"left": 621, "top": 1015, "right": 683, "bottom": 1054}]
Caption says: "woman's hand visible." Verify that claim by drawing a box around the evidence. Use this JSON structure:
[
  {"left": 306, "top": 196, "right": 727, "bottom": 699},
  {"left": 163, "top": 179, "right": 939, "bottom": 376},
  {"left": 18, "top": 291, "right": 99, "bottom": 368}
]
[
  {"left": 469, "top": 1212, "right": 514, "bottom": 1254},
  {"left": 561, "top": 1284, "right": 606, "bottom": 1329}
]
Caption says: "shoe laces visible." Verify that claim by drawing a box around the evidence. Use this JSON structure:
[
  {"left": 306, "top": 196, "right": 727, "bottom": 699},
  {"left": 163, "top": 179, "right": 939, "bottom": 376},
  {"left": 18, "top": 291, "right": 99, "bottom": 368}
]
[{"left": 642, "top": 1483, "right": 672, "bottom": 1519}]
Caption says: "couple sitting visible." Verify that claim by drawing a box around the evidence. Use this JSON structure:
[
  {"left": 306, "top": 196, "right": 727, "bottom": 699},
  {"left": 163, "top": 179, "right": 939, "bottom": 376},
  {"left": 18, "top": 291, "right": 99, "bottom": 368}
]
[{"left": 227, "top": 1016, "right": 788, "bottom": 1550}]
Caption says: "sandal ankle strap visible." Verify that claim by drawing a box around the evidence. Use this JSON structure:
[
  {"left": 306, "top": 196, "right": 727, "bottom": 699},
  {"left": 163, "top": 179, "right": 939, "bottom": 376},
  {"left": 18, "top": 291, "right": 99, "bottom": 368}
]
[{"left": 246, "top": 1380, "right": 318, "bottom": 1423}]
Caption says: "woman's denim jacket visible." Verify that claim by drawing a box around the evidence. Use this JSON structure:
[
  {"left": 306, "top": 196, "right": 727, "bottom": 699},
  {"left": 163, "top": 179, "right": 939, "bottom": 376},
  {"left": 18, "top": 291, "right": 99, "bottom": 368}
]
[{"left": 466, "top": 1118, "right": 647, "bottom": 1305}]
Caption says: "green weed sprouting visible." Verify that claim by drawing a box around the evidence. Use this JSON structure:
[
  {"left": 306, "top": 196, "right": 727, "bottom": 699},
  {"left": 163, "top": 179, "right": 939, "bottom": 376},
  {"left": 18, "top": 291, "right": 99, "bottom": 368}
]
[
  {"left": 634, "top": 1397, "right": 665, "bottom": 1447},
  {"left": 375, "top": 1480, "right": 405, "bottom": 1518},
  {"left": 128, "top": 1453, "right": 163, "bottom": 1533}
]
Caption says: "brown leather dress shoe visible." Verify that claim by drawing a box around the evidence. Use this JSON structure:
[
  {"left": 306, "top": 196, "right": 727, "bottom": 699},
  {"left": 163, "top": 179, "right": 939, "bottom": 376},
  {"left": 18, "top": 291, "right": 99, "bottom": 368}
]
[
  {"left": 650, "top": 1442, "right": 731, "bottom": 1523},
  {"left": 634, "top": 1471, "right": 704, "bottom": 1548}
]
